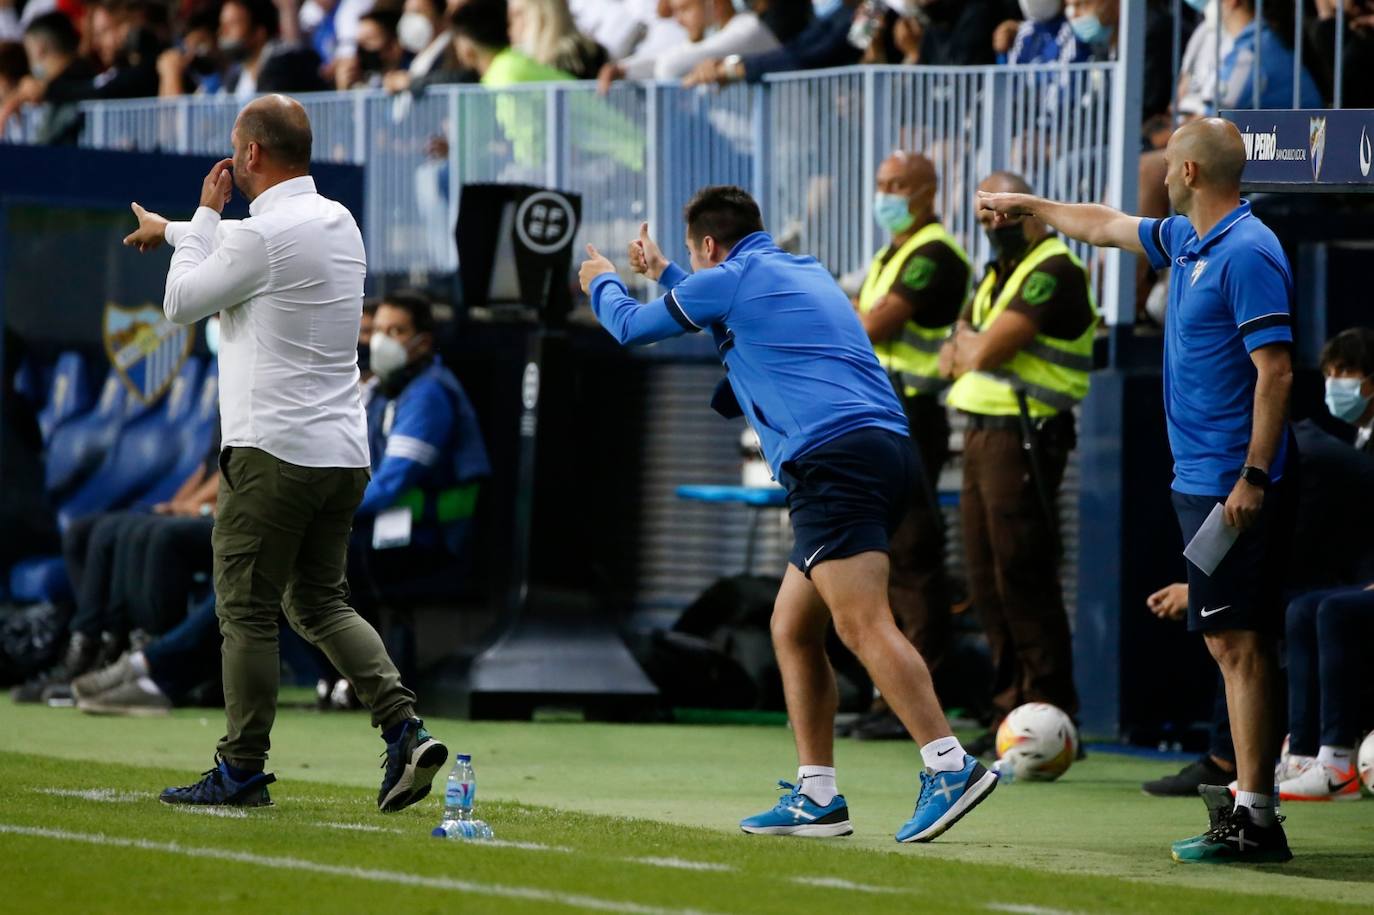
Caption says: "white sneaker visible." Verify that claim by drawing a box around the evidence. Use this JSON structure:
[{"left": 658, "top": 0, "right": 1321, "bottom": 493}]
[
  {"left": 1275, "top": 753, "right": 1317, "bottom": 784},
  {"left": 1278, "top": 760, "right": 1362, "bottom": 802}
]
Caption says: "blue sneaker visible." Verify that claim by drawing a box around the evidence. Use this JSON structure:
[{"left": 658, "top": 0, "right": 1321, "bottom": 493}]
[
  {"left": 160, "top": 758, "right": 276, "bottom": 807},
  {"left": 378, "top": 717, "right": 448, "bottom": 813},
  {"left": 740, "top": 780, "right": 853, "bottom": 837},
  {"left": 895, "top": 754, "right": 998, "bottom": 843}
]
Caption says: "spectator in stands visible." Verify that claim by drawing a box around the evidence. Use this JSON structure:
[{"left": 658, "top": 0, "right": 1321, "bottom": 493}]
[
  {"left": 157, "top": 12, "right": 223, "bottom": 96},
  {"left": 1305, "top": 0, "right": 1374, "bottom": 108},
  {"left": 217, "top": 0, "right": 326, "bottom": 101},
  {"left": 507, "top": 0, "right": 606, "bottom": 78},
  {"left": 1216, "top": 0, "right": 1322, "bottom": 110},
  {"left": 451, "top": 0, "right": 574, "bottom": 82},
  {"left": 0, "top": 40, "right": 26, "bottom": 106},
  {"left": 336, "top": 8, "right": 407, "bottom": 88},
  {"left": 382, "top": 0, "right": 459, "bottom": 93},
  {"left": 351, "top": 291, "right": 490, "bottom": 613},
  {"left": 0, "top": 12, "right": 94, "bottom": 143},
  {"left": 85, "top": 0, "right": 163, "bottom": 98},
  {"left": 571, "top": 0, "right": 689, "bottom": 62},
  {"left": 682, "top": 0, "right": 859, "bottom": 86},
  {"left": 913, "top": 0, "right": 1011, "bottom": 65},
  {"left": 597, "top": 0, "right": 779, "bottom": 89},
  {"left": 998, "top": 0, "right": 1090, "bottom": 65}
]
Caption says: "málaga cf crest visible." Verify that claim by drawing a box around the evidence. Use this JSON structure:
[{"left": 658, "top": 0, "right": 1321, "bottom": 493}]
[{"left": 102, "top": 302, "right": 194, "bottom": 405}]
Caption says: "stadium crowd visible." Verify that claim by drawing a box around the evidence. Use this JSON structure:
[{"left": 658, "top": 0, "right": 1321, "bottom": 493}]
[{"left": 3, "top": 0, "right": 1373, "bottom": 143}]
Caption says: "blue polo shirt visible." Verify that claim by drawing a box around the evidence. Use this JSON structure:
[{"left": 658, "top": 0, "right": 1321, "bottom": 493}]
[
  {"left": 1138, "top": 201, "right": 1293, "bottom": 497},
  {"left": 589, "top": 232, "right": 909, "bottom": 476}
]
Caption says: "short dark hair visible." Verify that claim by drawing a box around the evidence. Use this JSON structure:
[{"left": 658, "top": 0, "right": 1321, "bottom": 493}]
[
  {"left": 362, "top": 298, "right": 379, "bottom": 316},
  {"left": 24, "top": 12, "right": 80, "bottom": 55},
  {"left": 381, "top": 290, "right": 435, "bottom": 337},
  {"left": 449, "top": 0, "right": 509, "bottom": 51},
  {"left": 237, "top": 97, "right": 312, "bottom": 169},
  {"left": 1319, "top": 327, "right": 1374, "bottom": 377},
  {"left": 683, "top": 185, "right": 764, "bottom": 250},
  {"left": 360, "top": 9, "right": 401, "bottom": 39},
  {"left": 226, "top": 0, "right": 280, "bottom": 38}
]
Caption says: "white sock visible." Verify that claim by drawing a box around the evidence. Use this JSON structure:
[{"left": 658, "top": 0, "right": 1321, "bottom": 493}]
[
  {"left": 135, "top": 676, "right": 163, "bottom": 697},
  {"left": 1317, "top": 745, "right": 1353, "bottom": 770},
  {"left": 797, "top": 766, "right": 837, "bottom": 806},
  {"left": 1235, "top": 789, "right": 1277, "bottom": 827},
  {"left": 129, "top": 651, "right": 149, "bottom": 678},
  {"left": 920, "top": 736, "right": 966, "bottom": 773}
]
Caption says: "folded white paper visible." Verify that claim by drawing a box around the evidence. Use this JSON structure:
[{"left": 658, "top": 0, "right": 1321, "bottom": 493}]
[{"left": 1183, "top": 503, "right": 1239, "bottom": 577}]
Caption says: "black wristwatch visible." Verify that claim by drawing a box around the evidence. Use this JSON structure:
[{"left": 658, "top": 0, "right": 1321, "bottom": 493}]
[{"left": 1239, "top": 465, "right": 1270, "bottom": 489}]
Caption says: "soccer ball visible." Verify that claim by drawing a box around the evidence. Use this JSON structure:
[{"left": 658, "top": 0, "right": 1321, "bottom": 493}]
[
  {"left": 1359, "top": 732, "right": 1374, "bottom": 794},
  {"left": 994, "top": 703, "right": 1078, "bottom": 782}
]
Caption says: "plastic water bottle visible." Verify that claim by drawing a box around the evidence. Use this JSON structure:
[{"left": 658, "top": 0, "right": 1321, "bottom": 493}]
[
  {"left": 990, "top": 756, "right": 1016, "bottom": 785},
  {"left": 432, "top": 755, "right": 494, "bottom": 840}
]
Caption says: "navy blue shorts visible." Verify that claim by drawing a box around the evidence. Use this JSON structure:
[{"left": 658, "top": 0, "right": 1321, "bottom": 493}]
[
  {"left": 1172, "top": 481, "right": 1294, "bottom": 634},
  {"left": 780, "top": 427, "right": 917, "bottom": 578}
]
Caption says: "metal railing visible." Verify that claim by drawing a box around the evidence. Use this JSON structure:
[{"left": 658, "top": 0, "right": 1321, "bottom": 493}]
[{"left": 56, "top": 61, "right": 1133, "bottom": 319}]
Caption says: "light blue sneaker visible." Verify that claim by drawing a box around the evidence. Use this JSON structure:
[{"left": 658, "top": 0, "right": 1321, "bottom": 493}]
[
  {"left": 895, "top": 754, "right": 998, "bottom": 843},
  {"left": 740, "top": 780, "right": 853, "bottom": 837}
]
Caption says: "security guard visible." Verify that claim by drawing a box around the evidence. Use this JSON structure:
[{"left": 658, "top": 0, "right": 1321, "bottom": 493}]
[
  {"left": 852, "top": 150, "right": 971, "bottom": 740},
  {"left": 940, "top": 170, "right": 1096, "bottom": 744}
]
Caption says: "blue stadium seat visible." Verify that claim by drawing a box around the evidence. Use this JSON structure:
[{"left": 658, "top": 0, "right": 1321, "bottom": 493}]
[
  {"left": 44, "top": 368, "right": 133, "bottom": 499},
  {"left": 136, "top": 359, "right": 219, "bottom": 507},
  {"left": 36, "top": 351, "right": 92, "bottom": 443},
  {"left": 56, "top": 357, "right": 205, "bottom": 529},
  {"left": 9, "top": 556, "right": 73, "bottom": 604}
]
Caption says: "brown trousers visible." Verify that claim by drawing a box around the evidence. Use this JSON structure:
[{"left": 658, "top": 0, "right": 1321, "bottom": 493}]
[
  {"left": 960, "top": 415, "right": 1079, "bottom": 721},
  {"left": 873, "top": 393, "right": 953, "bottom": 713}
]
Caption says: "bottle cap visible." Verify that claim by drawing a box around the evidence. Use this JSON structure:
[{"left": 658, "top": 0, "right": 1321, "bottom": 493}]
[{"left": 458, "top": 754, "right": 472, "bottom": 762}]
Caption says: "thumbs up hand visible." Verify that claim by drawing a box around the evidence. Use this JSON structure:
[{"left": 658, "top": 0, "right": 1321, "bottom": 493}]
[
  {"left": 579, "top": 243, "right": 617, "bottom": 294},
  {"left": 627, "top": 222, "right": 668, "bottom": 281}
]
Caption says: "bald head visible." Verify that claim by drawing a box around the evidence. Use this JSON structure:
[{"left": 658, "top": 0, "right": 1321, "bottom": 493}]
[
  {"left": 978, "top": 171, "right": 1033, "bottom": 196},
  {"left": 235, "top": 94, "right": 312, "bottom": 171},
  {"left": 1169, "top": 117, "right": 1246, "bottom": 191},
  {"left": 883, "top": 150, "right": 936, "bottom": 190},
  {"left": 875, "top": 150, "right": 938, "bottom": 232}
]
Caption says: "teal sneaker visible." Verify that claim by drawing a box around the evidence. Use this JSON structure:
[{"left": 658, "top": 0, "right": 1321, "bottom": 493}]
[
  {"left": 896, "top": 754, "right": 998, "bottom": 843},
  {"left": 1171, "top": 806, "right": 1292, "bottom": 864},
  {"left": 740, "top": 780, "right": 853, "bottom": 837},
  {"left": 378, "top": 718, "right": 448, "bottom": 813}
]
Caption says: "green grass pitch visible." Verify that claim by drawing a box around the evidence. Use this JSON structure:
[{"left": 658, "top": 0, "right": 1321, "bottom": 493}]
[{"left": 2, "top": 701, "right": 1371, "bottom": 913}]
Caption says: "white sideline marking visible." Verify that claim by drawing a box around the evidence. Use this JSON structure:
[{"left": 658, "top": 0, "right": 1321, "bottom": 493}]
[
  {"left": 625, "top": 857, "right": 734, "bottom": 873},
  {"left": 986, "top": 904, "right": 1076, "bottom": 915},
  {"left": 172, "top": 806, "right": 250, "bottom": 819},
  {"left": 318, "top": 822, "right": 402, "bottom": 834},
  {"left": 32, "top": 788, "right": 149, "bottom": 803},
  {"left": 0, "top": 824, "right": 720, "bottom": 915},
  {"left": 790, "top": 877, "right": 907, "bottom": 894},
  {"left": 485, "top": 838, "right": 570, "bottom": 852}
]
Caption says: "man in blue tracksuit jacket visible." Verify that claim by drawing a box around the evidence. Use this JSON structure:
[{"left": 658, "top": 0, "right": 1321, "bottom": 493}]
[
  {"left": 578, "top": 185, "right": 999, "bottom": 843},
  {"left": 354, "top": 292, "right": 490, "bottom": 597}
]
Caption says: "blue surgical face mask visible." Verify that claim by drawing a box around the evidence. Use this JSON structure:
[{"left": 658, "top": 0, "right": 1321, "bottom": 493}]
[
  {"left": 812, "top": 0, "right": 843, "bottom": 20},
  {"left": 874, "top": 192, "right": 915, "bottom": 234},
  {"left": 1325, "top": 376, "right": 1371, "bottom": 424},
  {"left": 731, "top": 0, "right": 752, "bottom": 13},
  {"left": 1183, "top": 0, "right": 1211, "bottom": 13},
  {"left": 205, "top": 316, "right": 221, "bottom": 356},
  {"left": 1069, "top": 13, "right": 1112, "bottom": 46}
]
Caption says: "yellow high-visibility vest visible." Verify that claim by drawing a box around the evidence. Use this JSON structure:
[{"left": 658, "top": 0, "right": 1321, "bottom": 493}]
[
  {"left": 858, "top": 221, "right": 970, "bottom": 398},
  {"left": 947, "top": 235, "right": 1098, "bottom": 418}
]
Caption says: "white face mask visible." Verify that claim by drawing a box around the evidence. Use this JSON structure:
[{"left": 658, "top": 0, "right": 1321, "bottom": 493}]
[
  {"left": 1018, "top": 0, "right": 1061, "bottom": 22},
  {"left": 205, "top": 316, "right": 221, "bottom": 356},
  {"left": 369, "top": 331, "right": 411, "bottom": 379},
  {"left": 398, "top": 12, "right": 436, "bottom": 53}
]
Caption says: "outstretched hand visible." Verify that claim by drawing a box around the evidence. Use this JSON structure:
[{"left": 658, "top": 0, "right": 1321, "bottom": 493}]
[
  {"left": 976, "top": 190, "right": 1039, "bottom": 225},
  {"left": 124, "top": 202, "right": 169, "bottom": 253},
  {"left": 578, "top": 243, "right": 616, "bottom": 294},
  {"left": 627, "top": 222, "right": 668, "bottom": 281}
]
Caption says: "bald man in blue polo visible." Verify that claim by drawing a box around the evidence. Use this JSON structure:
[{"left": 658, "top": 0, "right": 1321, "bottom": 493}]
[
  {"left": 979, "top": 118, "right": 1297, "bottom": 864},
  {"left": 577, "top": 185, "right": 1000, "bottom": 844}
]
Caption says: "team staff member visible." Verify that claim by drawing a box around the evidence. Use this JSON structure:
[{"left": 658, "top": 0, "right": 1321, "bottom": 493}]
[
  {"left": 578, "top": 188, "right": 999, "bottom": 844},
  {"left": 979, "top": 118, "right": 1296, "bottom": 863},
  {"left": 123, "top": 95, "right": 447, "bottom": 812},
  {"left": 939, "top": 170, "right": 1093, "bottom": 750},
  {"left": 852, "top": 150, "right": 970, "bottom": 740}
]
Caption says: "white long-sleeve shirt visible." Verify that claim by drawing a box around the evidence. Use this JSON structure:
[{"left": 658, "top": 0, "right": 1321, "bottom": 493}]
[
  {"left": 619, "top": 12, "right": 780, "bottom": 80},
  {"left": 163, "top": 175, "right": 370, "bottom": 469}
]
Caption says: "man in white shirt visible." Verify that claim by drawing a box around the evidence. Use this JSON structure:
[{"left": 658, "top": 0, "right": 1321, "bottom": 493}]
[
  {"left": 123, "top": 94, "right": 449, "bottom": 813},
  {"left": 596, "top": 0, "right": 779, "bottom": 87}
]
